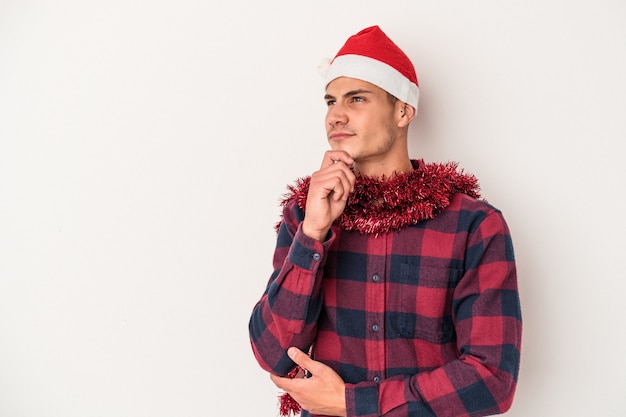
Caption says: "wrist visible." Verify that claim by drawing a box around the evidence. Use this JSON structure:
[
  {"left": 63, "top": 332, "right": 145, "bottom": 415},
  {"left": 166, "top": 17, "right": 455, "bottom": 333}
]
[{"left": 302, "top": 221, "right": 329, "bottom": 242}]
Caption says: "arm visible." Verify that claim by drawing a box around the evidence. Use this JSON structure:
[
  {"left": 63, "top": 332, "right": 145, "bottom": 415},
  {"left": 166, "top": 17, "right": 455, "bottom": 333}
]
[
  {"left": 248, "top": 200, "right": 330, "bottom": 376},
  {"left": 347, "top": 208, "right": 522, "bottom": 417},
  {"left": 249, "top": 151, "right": 356, "bottom": 376}
]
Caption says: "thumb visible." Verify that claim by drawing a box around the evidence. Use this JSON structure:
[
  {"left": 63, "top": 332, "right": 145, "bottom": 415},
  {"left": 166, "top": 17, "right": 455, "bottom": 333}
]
[{"left": 288, "top": 347, "right": 314, "bottom": 370}]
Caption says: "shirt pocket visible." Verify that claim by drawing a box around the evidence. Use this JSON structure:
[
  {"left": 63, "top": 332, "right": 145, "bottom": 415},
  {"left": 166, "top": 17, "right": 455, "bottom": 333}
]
[{"left": 387, "top": 264, "right": 461, "bottom": 344}]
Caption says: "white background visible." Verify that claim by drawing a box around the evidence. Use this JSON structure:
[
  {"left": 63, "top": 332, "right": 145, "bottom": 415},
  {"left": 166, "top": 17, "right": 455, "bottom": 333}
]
[{"left": 1, "top": 1, "right": 625, "bottom": 416}]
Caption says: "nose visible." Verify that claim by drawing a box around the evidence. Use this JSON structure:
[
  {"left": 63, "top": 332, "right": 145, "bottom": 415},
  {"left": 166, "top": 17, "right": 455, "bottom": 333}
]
[{"left": 327, "top": 103, "right": 348, "bottom": 127}]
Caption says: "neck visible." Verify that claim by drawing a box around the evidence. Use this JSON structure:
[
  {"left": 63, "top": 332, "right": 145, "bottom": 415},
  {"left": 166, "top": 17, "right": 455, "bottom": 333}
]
[{"left": 353, "top": 159, "right": 414, "bottom": 177}]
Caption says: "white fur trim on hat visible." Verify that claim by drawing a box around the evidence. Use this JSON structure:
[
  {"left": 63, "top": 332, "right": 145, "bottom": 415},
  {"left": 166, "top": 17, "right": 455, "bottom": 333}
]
[{"left": 326, "top": 54, "right": 419, "bottom": 110}]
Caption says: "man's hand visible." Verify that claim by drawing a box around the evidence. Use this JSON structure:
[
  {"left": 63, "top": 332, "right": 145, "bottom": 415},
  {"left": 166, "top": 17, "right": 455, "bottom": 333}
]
[
  {"left": 302, "top": 151, "right": 356, "bottom": 241},
  {"left": 270, "top": 347, "right": 347, "bottom": 417}
]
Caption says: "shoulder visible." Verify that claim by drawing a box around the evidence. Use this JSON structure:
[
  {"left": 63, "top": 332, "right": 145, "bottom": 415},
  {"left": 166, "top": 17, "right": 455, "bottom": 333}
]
[
  {"left": 449, "top": 192, "right": 501, "bottom": 215},
  {"left": 274, "top": 179, "right": 309, "bottom": 233},
  {"left": 440, "top": 193, "right": 510, "bottom": 234}
]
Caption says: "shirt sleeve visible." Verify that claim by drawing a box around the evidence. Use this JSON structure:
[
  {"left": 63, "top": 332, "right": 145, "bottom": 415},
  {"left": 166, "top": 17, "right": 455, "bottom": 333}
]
[
  {"left": 345, "top": 208, "right": 522, "bottom": 417},
  {"left": 248, "top": 199, "right": 334, "bottom": 376}
]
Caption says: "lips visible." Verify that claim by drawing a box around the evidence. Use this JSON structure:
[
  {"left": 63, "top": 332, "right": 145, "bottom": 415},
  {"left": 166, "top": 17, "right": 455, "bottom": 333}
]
[{"left": 328, "top": 131, "right": 355, "bottom": 140}]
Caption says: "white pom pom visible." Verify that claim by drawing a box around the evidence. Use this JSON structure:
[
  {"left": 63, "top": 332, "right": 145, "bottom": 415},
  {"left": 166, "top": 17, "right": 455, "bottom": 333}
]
[{"left": 317, "top": 57, "right": 332, "bottom": 78}]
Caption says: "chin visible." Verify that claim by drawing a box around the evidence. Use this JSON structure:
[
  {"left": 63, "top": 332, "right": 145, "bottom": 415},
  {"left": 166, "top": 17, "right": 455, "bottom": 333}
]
[{"left": 330, "top": 143, "right": 355, "bottom": 156}]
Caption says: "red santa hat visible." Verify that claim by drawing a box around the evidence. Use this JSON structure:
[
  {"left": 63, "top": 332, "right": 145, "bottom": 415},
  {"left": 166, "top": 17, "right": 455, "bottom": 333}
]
[{"left": 325, "top": 25, "right": 419, "bottom": 110}]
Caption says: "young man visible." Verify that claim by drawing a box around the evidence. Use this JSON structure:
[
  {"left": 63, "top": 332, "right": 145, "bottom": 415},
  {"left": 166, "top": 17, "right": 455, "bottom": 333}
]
[{"left": 249, "top": 26, "right": 522, "bottom": 417}]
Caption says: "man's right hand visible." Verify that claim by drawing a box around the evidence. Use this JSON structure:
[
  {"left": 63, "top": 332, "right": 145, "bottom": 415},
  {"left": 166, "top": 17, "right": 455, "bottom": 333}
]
[{"left": 301, "top": 151, "right": 356, "bottom": 241}]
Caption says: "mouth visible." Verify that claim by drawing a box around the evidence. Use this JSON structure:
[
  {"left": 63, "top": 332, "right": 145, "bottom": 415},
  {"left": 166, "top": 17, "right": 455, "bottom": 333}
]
[{"left": 328, "top": 131, "right": 355, "bottom": 141}]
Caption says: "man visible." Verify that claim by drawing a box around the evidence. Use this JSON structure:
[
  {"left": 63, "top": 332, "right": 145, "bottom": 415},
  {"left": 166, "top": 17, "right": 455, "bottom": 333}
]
[{"left": 249, "top": 26, "right": 522, "bottom": 417}]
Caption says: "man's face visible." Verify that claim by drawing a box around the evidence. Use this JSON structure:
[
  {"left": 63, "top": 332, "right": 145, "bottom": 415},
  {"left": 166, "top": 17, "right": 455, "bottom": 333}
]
[{"left": 324, "top": 77, "right": 400, "bottom": 163}]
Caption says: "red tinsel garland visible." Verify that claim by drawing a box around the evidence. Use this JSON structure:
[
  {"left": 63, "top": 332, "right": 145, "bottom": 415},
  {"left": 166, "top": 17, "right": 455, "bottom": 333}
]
[
  {"left": 278, "top": 160, "right": 481, "bottom": 235},
  {"left": 279, "top": 367, "right": 303, "bottom": 417}
]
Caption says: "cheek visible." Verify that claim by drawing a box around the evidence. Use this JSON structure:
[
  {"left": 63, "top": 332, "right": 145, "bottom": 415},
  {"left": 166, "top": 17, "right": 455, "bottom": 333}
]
[
  {"left": 373, "top": 113, "right": 395, "bottom": 132},
  {"left": 363, "top": 117, "right": 384, "bottom": 136}
]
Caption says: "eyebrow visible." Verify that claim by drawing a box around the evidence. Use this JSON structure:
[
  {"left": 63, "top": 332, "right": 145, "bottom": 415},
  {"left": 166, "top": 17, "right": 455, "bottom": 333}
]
[{"left": 324, "top": 89, "right": 374, "bottom": 101}]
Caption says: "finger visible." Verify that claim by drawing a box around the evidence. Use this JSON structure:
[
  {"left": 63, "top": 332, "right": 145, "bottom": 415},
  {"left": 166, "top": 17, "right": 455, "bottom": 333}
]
[
  {"left": 321, "top": 151, "right": 354, "bottom": 169},
  {"left": 332, "top": 165, "right": 357, "bottom": 195},
  {"left": 313, "top": 170, "right": 351, "bottom": 200},
  {"left": 343, "top": 170, "right": 356, "bottom": 193},
  {"left": 335, "top": 169, "right": 356, "bottom": 197},
  {"left": 325, "top": 179, "right": 348, "bottom": 202},
  {"left": 269, "top": 373, "right": 287, "bottom": 389},
  {"left": 288, "top": 347, "right": 317, "bottom": 372},
  {"left": 270, "top": 372, "right": 303, "bottom": 392}
]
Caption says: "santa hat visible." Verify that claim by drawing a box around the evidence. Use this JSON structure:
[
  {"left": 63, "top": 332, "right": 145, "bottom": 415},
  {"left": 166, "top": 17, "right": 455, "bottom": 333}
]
[{"left": 325, "top": 25, "right": 419, "bottom": 110}]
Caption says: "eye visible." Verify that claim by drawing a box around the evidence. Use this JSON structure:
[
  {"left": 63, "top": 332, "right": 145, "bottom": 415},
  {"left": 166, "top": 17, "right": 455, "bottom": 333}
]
[
  {"left": 351, "top": 96, "right": 365, "bottom": 103},
  {"left": 325, "top": 99, "right": 336, "bottom": 106}
]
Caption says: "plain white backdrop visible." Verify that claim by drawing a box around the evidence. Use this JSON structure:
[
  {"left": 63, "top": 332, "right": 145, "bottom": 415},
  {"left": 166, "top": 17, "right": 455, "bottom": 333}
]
[{"left": 1, "top": 1, "right": 625, "bottom": 416}]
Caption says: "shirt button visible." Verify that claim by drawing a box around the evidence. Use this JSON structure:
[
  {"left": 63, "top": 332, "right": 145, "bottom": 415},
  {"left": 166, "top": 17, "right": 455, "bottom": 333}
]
[
  {"left": 373, "top": 376, "right": 381, "bottom": 383},
  {"left": 372, "top": 274, "right": 380, "bottom": 282},
  {"left": 312, "top": 253, "right": 321, "bottom": 261},
  {"left": 372, "top": 324, "right": 379, "bottom": 332}
]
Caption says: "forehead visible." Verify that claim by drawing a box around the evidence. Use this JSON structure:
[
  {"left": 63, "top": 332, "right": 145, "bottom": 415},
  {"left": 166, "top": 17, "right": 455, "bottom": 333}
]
[{"left": 325, "top": 77, "right": 387, "bottom": 96}]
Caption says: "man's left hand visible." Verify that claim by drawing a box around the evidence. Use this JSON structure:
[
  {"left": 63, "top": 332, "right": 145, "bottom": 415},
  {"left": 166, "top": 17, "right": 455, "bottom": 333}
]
[{"left": 270, "top": 347, "right": 347, "bottom": 417}]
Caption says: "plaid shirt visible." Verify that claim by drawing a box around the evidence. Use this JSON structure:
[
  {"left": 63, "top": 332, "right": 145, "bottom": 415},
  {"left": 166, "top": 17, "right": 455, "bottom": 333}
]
[{"left": 249, "top": 190, "right": 522, "bottom": 417}]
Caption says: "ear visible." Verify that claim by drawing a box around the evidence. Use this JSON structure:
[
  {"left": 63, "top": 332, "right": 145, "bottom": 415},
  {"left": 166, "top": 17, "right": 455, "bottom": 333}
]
[{"left": 397, "top": 102, "right": 416, "bottom": 128}]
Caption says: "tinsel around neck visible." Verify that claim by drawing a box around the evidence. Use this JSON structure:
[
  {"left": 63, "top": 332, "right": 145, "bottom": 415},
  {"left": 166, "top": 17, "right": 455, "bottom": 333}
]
[{"left": 280, "top": 159, "right": 481, "bottom": 235}]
